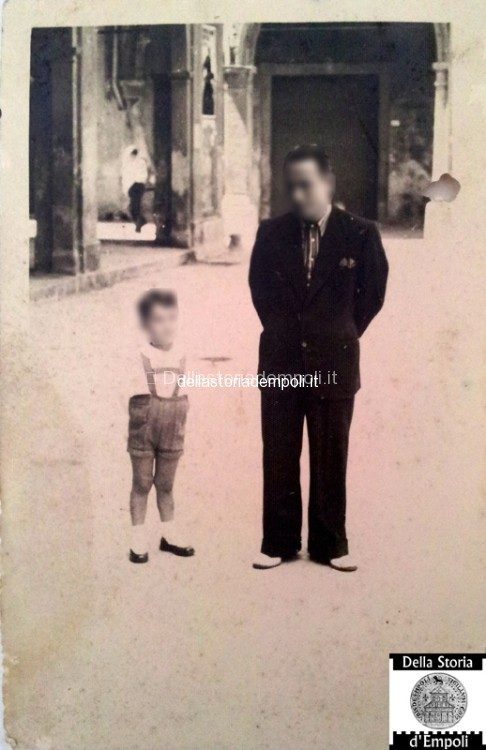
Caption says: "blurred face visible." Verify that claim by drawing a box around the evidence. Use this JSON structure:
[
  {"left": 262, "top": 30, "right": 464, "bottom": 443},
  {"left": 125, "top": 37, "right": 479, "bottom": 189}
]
[
  {"left": 285, "top": 159, "right": 334, "bottom": 221},
  {"left": 143, "top": 304, "right": 178, "bottom": 347}
]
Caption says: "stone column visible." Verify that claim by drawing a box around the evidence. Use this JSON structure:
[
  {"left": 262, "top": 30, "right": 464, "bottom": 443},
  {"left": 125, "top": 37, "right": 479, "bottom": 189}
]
[
  {"left": 50, "top": 28, "right": 99, "bottom": 274},
  {"left": 191, "top": 24, "right": 226, "bottom": 258},
  {"left": 424, "top": 25, "right": 452, "bottom": 239},
  {"left": 156, "top": 26, "right": 193, "bottom": 248},
  {"left": 77, "top": 29, "right": 100, "bottom": 271},
  {"left": 31, "top": 30, "right": 55, "bottom": 272},
  {"left": 425, "top": 61, "right": 452, "bottom": 239},
  {"left": 431, "top": 62, "right": 451, "bottom": 179},
  {"left": 223, "top": 64, "right": 258, "bottom": 248}
]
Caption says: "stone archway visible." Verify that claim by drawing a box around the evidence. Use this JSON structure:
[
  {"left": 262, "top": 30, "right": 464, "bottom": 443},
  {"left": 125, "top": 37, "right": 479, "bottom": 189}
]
[
  {"left": 224, "top": 22, "right": 450, "bottom": 235},
  {"left": 222, "top": 23, "right": 260, "bottom": 246},
  {"left": 239, "top": 23, "right": 261, "bottom": 66}
]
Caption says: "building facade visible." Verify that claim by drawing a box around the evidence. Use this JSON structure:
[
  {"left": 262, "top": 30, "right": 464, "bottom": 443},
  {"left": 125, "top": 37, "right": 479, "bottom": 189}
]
[
  {"left": 30, "top": 24, "right": 226, "bottom": 274},
  {"left": 224, "top": 22, "right": 450, "bottom": 240},
  {"left": 423, "top": 687, "right": 455, "bottom": 726},
  {"left": 29, "top": 22, "right": 451, "bottom": 276}
]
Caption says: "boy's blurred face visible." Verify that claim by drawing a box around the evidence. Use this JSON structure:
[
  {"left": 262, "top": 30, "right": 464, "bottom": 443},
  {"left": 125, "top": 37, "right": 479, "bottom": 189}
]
[
  {"left": 285, "top": 159, "right": 334, "bottom": 221},
  {"left": 143, "top": 304, "right": 178, "bottom": 347}
]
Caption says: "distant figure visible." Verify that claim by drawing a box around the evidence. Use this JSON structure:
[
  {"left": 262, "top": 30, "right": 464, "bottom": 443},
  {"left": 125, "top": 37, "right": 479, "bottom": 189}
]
[
  {"left": 121, "top": 145, "right": 149, "bottom": 232},
  {"left": 202, "top": 54, "right": 215, "bottom": 115}
]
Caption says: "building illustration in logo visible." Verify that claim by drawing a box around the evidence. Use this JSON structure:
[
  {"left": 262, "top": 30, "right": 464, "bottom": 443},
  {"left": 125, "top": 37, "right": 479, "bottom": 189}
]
[
  {"left": 410, "top": 672, "right": 468, "bottom": 730},
  {"left": 423, "top": 686, "right": 455, "bottom": 725}
]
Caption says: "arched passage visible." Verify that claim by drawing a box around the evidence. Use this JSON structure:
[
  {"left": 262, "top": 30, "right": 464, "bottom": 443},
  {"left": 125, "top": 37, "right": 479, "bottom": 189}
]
[
  {"left": 225, "top": 22, "right": 448, "bottom": 233},
  {"left": 30, "top": 23, "right": 227, "bottom": 274}
]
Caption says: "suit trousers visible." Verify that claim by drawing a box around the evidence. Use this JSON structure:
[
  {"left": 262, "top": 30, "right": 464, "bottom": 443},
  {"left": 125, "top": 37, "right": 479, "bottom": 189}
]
[
  {"left": 128, "top": 182, "right": 146, "bottom": 229},
  {"left": 260, "top": 387, "right": 354, "bottom": 560}
]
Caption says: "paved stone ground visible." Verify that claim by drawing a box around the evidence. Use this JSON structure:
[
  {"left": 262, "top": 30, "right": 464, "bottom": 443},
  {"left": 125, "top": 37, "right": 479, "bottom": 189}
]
[
  {"left": 29, "top": 245, "right": 191, "bottom": 301},
  {"left": 5, "top": 241, "right": 484, "bottom": 750}
]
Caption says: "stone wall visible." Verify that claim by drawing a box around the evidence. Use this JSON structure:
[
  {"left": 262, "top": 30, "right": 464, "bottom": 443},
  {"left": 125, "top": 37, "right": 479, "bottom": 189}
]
[
  {"left": 96, "top": 29, "right": 155, "bottom": 220},
  {"left": 252, "top": 23, "right": 436, "bottom": 228}
]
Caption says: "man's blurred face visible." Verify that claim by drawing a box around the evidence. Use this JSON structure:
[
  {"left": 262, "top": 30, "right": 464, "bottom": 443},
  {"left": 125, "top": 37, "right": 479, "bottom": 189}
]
[{"left": 285, "top": 159, "right": 334, "bottom": 221}]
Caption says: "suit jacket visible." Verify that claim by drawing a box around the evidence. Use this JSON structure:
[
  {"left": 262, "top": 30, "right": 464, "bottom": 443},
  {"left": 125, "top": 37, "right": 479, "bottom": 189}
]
[{"left": 249, "top": 207, "right": 389, "bottom": 398}]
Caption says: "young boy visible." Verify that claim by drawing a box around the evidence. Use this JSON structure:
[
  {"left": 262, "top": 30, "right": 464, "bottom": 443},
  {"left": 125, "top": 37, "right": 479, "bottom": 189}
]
[{"left": 127, "top": 289, "right": 194, "bottom": 563}]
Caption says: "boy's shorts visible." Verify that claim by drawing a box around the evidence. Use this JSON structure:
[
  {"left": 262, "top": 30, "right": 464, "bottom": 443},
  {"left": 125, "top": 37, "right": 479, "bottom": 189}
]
[{"left": 127, "top": 394, "right": 188, "bottom": 457}]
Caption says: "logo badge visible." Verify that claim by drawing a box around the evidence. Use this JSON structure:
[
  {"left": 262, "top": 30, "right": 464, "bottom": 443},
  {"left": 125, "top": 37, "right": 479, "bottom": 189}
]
[
  {"left": 410, "top": 672, "right": 467, "bottom": 730},
  {"left": 389, "top": 654, "right": 485, "bottom": 748}
]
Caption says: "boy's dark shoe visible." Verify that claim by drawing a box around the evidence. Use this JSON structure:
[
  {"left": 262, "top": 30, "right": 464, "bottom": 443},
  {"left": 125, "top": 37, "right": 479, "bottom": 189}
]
[
  {"left": 129, "top": 549, "right": 149, "bottom": 564},
  {"left": 160, "top": 537, "right": 195, "bottom": 557}
]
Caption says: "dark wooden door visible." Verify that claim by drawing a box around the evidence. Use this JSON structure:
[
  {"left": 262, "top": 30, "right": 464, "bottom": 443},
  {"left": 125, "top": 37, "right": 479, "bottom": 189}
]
[{"left": 271, "top": 74, "right": 379, "bottom": 219}]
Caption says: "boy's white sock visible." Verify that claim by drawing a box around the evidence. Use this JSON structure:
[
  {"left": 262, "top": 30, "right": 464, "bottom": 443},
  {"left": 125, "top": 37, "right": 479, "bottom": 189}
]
[{"left": 130, "top": 524, "right": 148, "bottom": 555}]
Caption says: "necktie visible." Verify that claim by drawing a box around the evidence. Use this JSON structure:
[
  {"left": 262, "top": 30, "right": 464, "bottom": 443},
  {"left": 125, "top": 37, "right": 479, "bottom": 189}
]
[{"left": 303, "top": 222, "right": 319, "bottom": 283}]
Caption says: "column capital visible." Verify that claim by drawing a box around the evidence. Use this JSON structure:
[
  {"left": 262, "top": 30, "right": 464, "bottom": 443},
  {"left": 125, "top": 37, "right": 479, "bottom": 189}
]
[
  {"left": 171, "top": 69, "right": 193, "bottom": 80},
  {"left": 223, "top": 64, "right": 256, "bottom": 85},
  {"left": 432, "top": 61, "right": 448, "bottom": 97}
]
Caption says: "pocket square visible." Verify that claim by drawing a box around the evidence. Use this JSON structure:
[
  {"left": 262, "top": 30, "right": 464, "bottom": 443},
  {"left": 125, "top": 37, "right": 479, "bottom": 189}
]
[{"left": 339, "top": 257, "right": 356, "bottom": 269}]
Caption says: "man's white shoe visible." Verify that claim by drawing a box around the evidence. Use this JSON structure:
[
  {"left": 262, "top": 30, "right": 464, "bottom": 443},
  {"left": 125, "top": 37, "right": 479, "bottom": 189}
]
[
  {"left": 252, "top": 553, "right": 283, "bottom": 570},
  {"left": 329, "top": 554, "right": 358, "bottom": 572}
]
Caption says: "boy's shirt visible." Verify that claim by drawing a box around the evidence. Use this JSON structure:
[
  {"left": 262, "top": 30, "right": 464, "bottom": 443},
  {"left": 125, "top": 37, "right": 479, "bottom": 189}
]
[{"left": 131, "top": 341, "right": 187, "bottom": 398}]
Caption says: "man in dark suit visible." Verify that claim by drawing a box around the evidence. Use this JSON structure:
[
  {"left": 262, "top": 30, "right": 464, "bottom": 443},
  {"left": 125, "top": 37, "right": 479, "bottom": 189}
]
[{"left": 249, "top": 144, "right": 388, "bottom": 571}]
